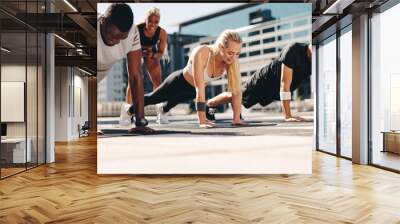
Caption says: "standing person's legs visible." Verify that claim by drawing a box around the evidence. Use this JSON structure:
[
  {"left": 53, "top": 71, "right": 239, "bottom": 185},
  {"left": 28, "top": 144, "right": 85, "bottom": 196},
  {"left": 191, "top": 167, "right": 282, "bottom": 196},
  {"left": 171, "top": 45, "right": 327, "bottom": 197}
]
[
  {"left": 125, "top": 56, "right": 161, "bottom": 104},
  {"left": 144, "top": 58, "right": 162, "bottom": 90},
  {"left": 126, "top": 84, "right": 133, "bottom": 104}
]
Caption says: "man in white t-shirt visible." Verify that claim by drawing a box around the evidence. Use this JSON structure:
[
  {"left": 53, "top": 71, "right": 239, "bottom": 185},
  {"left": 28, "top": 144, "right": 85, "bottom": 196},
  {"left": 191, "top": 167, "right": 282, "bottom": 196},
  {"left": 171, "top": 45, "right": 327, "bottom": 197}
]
[{"left": 97, "top": 3, "right": 153, "bottom": 132}]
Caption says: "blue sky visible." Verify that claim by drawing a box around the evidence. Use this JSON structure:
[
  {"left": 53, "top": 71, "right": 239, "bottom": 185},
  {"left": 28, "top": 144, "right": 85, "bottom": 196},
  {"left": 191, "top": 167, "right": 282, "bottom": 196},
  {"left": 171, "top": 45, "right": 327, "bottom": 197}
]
[
  {"left": 97, "top": 3, "right": 244, "bottom": 33},
  {"left": 97, "top": 3, "right": 311, "bottom": 34}
]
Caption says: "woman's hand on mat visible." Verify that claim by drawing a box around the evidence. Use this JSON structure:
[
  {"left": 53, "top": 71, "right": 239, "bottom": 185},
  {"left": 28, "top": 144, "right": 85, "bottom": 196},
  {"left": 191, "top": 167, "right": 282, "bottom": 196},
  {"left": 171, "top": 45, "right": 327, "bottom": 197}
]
[
  {"left": 206, "top": 119, "right": 216, "bottom": 125},
  {"left": 199, "top": 123, "right": 215, "bottom": 128},
  {"left": 284, "top": 116, "right": 305, "bottom": 122},
  {"left": 199, "top": 120, "right": 216, "bottom": 128}
]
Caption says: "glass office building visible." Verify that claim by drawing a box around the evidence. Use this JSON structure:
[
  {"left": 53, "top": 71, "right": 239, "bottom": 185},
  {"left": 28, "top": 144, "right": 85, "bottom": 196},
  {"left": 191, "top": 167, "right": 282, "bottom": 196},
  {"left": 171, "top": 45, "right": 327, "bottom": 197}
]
[{"left": 180, "top": 4, "right": 311, "bottom": 36}]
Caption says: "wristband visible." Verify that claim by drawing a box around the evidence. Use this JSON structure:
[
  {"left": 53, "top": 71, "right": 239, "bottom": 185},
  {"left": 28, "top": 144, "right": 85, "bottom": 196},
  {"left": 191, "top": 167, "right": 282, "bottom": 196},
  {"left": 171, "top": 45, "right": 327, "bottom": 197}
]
[{"left": 280, "top": 91, "right": 291, "bottom": 101}]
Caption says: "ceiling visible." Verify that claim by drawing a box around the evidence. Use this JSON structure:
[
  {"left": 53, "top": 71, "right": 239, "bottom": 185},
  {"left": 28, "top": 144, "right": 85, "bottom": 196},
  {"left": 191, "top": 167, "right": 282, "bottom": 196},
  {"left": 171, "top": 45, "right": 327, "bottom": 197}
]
[
  {"left": 308, "top": 0, "right": 389, "bottom": 42},
  {"left": 0, "top": 0, "right": 395, "bottom": 74},
  {"left": 0, "top": 0, "right": 97, "bottom": 74}
]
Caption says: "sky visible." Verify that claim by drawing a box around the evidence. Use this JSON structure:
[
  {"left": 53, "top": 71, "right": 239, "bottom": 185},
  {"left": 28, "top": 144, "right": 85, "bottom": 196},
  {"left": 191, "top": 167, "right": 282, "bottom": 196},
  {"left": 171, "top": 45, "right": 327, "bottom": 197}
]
[{"left": 97, "top": 3, "right": 245, "bottom": 34}]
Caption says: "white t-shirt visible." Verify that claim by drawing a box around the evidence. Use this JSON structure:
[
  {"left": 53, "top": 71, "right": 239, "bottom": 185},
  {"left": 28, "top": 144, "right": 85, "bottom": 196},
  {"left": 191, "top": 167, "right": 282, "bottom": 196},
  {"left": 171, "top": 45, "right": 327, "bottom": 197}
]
[{"left": 97, "top": 17, "right": 141, "bottom": 82}]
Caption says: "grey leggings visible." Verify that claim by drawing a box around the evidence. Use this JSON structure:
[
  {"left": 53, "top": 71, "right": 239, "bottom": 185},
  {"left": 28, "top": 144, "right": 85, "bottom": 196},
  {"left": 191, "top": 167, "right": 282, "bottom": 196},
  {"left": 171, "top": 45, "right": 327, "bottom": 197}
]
[{"left": 144, "top": 70, "right": 196, "bottom": 113}]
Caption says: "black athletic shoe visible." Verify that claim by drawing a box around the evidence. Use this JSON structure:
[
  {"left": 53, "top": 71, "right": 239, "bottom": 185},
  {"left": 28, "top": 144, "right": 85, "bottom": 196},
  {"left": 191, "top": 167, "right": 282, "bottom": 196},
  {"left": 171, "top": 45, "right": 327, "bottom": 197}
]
[
  {"left": 206, "top": 106, "right": 216, "bottom": 121},
  {"left": 128, "top": 104, "right": 135, "bottom": 115}
]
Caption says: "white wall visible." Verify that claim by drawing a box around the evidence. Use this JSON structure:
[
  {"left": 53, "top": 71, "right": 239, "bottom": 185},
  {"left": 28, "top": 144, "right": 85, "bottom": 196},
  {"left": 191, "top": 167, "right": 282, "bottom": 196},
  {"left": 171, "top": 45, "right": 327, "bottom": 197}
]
[{"left": 54, "top": 67, "right": 89, "bottom": 141}]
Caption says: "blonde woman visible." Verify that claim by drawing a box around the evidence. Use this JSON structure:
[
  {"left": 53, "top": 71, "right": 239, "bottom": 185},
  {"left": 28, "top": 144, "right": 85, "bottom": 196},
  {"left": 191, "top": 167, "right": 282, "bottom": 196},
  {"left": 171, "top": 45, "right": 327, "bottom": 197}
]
[
  {"left": 125, "top": 7, "right": 167, "bottom": 102},
  {"left": 206, "top": 42, "right": 312, "bottom": 122},
  {"left": 125, "top": 29, "right": 244, "bottom": 128},
  {"left": 138, "top": 7, "right": 167, "bottom": 89}
]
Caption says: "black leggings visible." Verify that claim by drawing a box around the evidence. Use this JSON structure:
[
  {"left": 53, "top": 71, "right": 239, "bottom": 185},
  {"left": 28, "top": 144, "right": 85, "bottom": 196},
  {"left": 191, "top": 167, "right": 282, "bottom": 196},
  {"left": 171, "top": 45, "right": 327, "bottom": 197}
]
[{"left": 144, "top": 70, "right": 196, "bottom": 113}]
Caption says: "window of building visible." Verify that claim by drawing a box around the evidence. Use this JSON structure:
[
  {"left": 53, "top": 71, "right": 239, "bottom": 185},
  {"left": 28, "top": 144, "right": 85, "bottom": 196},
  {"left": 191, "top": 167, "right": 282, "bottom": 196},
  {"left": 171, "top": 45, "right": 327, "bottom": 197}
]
[
  {"left": 248, "top": 30, "right": 260, "bottom": 37},
  {"left": 317, "top": 35, "right": 337, "bottom": 155},
  {"left": 263, "top": 48, "right": 276, "bottom": 54},
  {"left": 339, "top": 26, "right": 352, "bottom": 159},
  {"left": 249, "top": 50, "right": 261, "bottom": 56},
  {"left": 263, "top": 37, "right": 275, "bottom": 44},
  {"left": 249, "top": 40, "right": 260, "bottom": 47},
  {"left": 263, "top": 27, "right": 275, "bottom": 33},
  {"left": 370, "top": 3, "right": 400, "bottom": 171}
]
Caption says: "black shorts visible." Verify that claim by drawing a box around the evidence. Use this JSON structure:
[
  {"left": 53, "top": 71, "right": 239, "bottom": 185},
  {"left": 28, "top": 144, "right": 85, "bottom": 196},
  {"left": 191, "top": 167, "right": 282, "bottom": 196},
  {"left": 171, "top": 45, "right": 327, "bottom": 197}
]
[
  {"left": 242, "top": 85, "right": 275, "bottom": 108},
  {"left": 242, "top": 66, "right": 280, "bottom": 108}
]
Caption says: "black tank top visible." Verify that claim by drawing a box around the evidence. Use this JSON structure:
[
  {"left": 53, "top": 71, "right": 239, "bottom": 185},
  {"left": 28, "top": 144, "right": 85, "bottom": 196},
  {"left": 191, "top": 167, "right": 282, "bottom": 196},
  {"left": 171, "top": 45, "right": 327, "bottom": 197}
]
[{"left": 137, "top": 23, "right": 161, "bottom": 47}]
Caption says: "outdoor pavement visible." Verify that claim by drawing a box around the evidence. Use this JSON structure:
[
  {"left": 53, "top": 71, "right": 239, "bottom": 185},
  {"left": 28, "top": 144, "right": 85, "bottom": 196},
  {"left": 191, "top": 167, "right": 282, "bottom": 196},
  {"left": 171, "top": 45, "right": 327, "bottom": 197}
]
[
  {"left": 97, "top": 109, "right": 314, "bottom": 174},
  {"left": 98, "top": 109, "right": 314, "bottom": 137}
]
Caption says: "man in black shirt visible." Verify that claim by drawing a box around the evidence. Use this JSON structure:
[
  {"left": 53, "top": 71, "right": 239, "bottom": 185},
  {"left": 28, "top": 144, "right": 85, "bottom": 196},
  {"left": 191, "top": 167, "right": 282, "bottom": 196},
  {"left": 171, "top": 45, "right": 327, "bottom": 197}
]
[{"left": 207, "top": 42, "right": 312, "bottom": 122}]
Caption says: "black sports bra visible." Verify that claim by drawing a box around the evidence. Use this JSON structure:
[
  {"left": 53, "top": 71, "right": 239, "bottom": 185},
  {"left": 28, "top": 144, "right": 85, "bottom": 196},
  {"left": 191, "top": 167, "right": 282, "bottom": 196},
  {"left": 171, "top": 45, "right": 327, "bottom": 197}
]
[{"left": 137, "top": 23, "right": 161, "bottom": 47}]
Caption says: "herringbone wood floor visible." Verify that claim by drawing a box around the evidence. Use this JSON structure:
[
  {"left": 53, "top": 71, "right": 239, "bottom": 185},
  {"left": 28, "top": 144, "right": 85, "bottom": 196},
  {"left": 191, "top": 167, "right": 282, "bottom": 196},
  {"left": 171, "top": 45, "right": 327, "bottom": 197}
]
[{"left": 1, "top": 136, "right": 400, "bottom": 224}]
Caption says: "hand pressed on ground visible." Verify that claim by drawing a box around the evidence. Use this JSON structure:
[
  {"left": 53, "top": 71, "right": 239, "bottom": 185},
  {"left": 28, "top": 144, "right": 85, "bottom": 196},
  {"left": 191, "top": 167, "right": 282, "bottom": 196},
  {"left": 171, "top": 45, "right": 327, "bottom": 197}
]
[
  {"left": 284, "top": 116, "right": 305, "bottom": 122},
  {"left": 199, "top": 119, "right": 216, "bottom": 128},
  {"left": 128, "top": 126, "right": 156, "bottom": 133}
]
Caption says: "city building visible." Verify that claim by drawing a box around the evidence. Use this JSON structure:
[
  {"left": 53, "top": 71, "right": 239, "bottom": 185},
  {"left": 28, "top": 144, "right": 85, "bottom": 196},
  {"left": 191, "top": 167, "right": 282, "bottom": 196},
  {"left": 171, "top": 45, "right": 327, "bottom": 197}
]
[{"left": 97, "top": 58, "right": 127, "bottom": 103}]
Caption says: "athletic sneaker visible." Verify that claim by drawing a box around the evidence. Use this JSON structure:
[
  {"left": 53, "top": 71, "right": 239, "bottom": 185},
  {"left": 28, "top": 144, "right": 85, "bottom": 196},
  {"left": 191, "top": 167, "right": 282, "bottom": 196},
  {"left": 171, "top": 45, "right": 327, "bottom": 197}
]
[
  {"left": 206, "top": 106, "right": 216, "bottom": 121},
  {"left": 156, "top": 103, "right": 169, "bottom": 124},
  {"left": 119, "top": 103, "right": 133, "bottom": 126},
  {"left": 144, "top": 104, "right": 157, "bottom": 116}
]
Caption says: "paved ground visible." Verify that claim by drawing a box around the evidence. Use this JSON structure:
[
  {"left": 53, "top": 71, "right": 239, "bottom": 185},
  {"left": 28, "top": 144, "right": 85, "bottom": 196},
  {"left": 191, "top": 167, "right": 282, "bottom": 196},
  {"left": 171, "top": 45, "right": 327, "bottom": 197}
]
[
  {"left": 97, "top": 110, "right": 313, "bottom": 174},
  {"left": 98, "top": 110, "right": 314, "bottom": 138}
]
